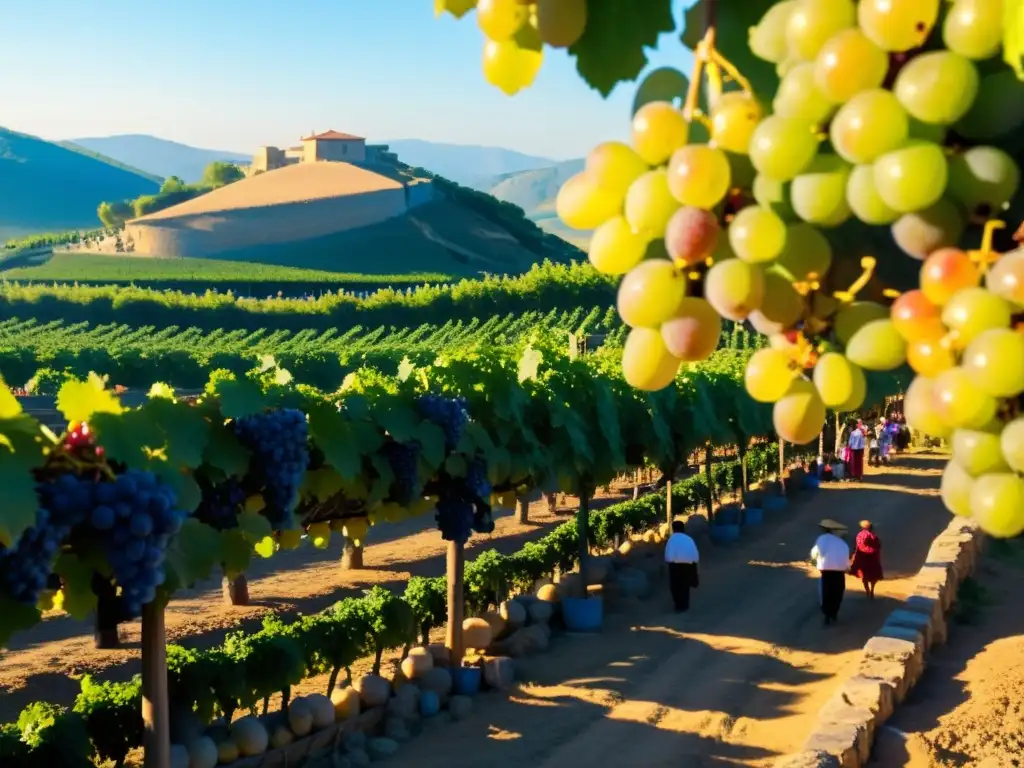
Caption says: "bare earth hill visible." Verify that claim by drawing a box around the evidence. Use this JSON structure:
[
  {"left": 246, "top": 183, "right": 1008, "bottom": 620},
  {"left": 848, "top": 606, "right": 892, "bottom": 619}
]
[{"left": 0, "top": 127, "right": 159, "bottom": 241}]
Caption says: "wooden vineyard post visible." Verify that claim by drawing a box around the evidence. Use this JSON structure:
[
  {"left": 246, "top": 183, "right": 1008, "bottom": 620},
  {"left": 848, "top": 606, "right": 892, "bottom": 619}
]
[
  {"left": 93, "top": 574, "right": 121, "bottom": 649},
  {"left": 516, "top": 495, "right": 529, "bottom": 524},
  {"left": 544, "top": 492, "right": 557, "bottom": 515},
  {"left": 704, "top": 444, "right": 714, "bottom": 520},
  {"left": 342, "top": 539, "right": 364, "bottom": 570},
  {"left": 141, "top": 602, "right": 171, "bottom": 768},
  {"left": 445, "top": 540, "right": 465, "bottom": 666},
  {"left": 222, "top": 574, "right": 249, "bottom": 606},
  {"left": 739, "top": 443, "right": 749, "bottom": 495},
  {"left": 665, "top": 478, "right": 673, "bottom": 525},
  {"left": 577, "top": 491, "right": 591, "bottom": 595},
  {"left": 778, "top": 440, "right": 786, "bottom": 494}
]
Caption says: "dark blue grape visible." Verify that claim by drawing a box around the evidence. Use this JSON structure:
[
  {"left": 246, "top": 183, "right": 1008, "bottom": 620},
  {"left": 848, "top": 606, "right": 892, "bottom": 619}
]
[
  {"left": 195, "top": 477, "right": 246, "bottom": 531},
  {"left": 91, "top": 505, "right": 115, "bottom": 531},
  {"left": 416, "top": 395, "right": 469, "bottom": 451},
  {"left": 382, "top": 441, "right": 420, "bottom": 506},
  {"left": 465, "top": 458, "right": 492, "bottom": 500},
  {"left": 234, "top": 408, "right": 309, "bottom": 529},
  {"left": 434, "top": 493, "right": 474, "bottom": 545}
]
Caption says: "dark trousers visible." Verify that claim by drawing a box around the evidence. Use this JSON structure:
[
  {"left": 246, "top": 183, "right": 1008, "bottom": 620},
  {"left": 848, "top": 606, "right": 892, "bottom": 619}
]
[
  {"left": 669, "top": 562, "right": 698, "bottom": 612},
  {"left": 820, "top": 570, "right": 846, "bottom": 621}
]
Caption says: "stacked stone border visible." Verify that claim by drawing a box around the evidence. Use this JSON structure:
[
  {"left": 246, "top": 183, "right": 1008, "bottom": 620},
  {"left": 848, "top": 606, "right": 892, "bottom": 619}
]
[{"left": 774, "top": 516, "right": 984, "bottom": 768}]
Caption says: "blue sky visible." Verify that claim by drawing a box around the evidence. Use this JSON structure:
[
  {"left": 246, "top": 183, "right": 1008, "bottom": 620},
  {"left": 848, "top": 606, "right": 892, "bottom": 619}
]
[{"left": 2, "top": 0, "right": 692, "bottom": 160}]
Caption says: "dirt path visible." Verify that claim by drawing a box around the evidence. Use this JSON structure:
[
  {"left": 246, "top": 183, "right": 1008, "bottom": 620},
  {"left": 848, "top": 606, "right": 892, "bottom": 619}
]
[
  {"left": 406, "top": 455, "right": 950, "bottom": 767},
  {"left": 870, "top": 539, "right": 1024, "bottom": 768}
]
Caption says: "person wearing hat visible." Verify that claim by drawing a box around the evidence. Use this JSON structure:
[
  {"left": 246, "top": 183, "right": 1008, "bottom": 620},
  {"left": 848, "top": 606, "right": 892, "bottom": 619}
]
[
  {"left": 810, "top": 520, "right": 851, "bottom": 626},
  {"left": 849, "top": 520, "right": 883, "bottom": 598}
]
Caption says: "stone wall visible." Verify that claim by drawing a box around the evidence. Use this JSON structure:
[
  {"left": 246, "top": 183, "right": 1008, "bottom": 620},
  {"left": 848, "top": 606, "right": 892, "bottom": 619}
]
[{"left": 774, "top": 516, "right": 983, "bottom": 768}]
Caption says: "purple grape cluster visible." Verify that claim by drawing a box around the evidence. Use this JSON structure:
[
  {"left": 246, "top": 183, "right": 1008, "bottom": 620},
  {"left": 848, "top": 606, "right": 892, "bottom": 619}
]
[
  {"left": 416, "top": 395, "right": 469, "bottom": 451},
  {"left": 382, "top": 440, "right": 421, "bottom": 507},
  {"left": 234, "top": 408, "right": 309, "bottom": 528},
  {"left": 465, "top": 458, "right": 492, "bottom": 501},
  {"left": 195, "top": 477, "right": 245, "bottom": 531},
  {"left": 0, "top": 509, "right": 66, "bottom": 606}
]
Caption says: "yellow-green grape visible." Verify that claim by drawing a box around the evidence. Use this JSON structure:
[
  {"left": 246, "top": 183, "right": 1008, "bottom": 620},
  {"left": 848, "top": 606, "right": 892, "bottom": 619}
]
[
  {"left": 587, "top": 216, "right": 647, "bottom": 275},
  {"left": 847, "top": 164, "right": 900, "bottom": 224},
  {"left": 667, "top": 144, "right": 732, "bottom": 209},
  {"left": 773, "top": 63, "right": 835, "bottom": 125},
  {"left": 753, "top": 174, "right": 798, "bottom": 221},
  {"left": 943, "top": 0, "right": 1003, "bottom": 61},
  {"left": 986, "top": 249, "right": 1024, "bottom": 309},
  {"left": 830, "top": 90, "right": 909, "bottom": 165},
  {"left": 744, "top": 347, "right": 799, "bottom": 403},
  {"left": 813, "top": 29, "right": 888, "bottom": 103},
  {"left": 969, "top": 473, "right": 1024, "bottom": 538},
  {"left": 728, "top": 205, "right": 787, "bottom": 263},
  {"left": 952, "top": 428, "right": 1009, "bottom": 477},
  {"left": 931, "top": 367, "right": 998, "bottom": 429},
  {"left": 279, "top": 529, "right": 303, "bottom": 550},
  {"left": 750, "top": 0, "right": 797, "bottom": 63},
  {"left": 947, "top": 146, "right": 1021, "bottom": 220},
  {"left": 894, "top": 51, "right": 980, "bottom": 126},
  {"left": 833, "top": 301, "right": 888, "bottom": 344},
  {"left": 785, "top": 0, "right": 856, "bottom": 61},
  {"left": 920, "top": 247, "right": 981, "bottom": 306},
  {"left": 907, "top": 337, "right": 956, "bottom": 377},
  {"left": 616, "top": 258, "right": 686, "bottom": 328},
  {"left": 961, "top": 328, "right": 1024, "bottom": 397},
  {"left": 773, "top": 377, "right": 827, "bottom": 445},
  {"left": 790, "top": 155, "right": 852, "bottom": 225},
  {"left": 858, "top": 0, "right": 940, "bottom": 52},
  {"left": 873, "top": 141, "right": 949, "bottom": 213},
  {"left": 1000, "top": 417, "right": 1024, "bottom": 473},
  {"left": 891, "top": 200, "right": 966, "bottom": 260},
  {"left": 477, "top": 0, "right": 528, "bottom": 40},
  {"left": 585, "top": 141, "right": 648, "bottom": 200},
  {"left": 890, "top": 288, "right": 945, "bottom": 343},
  {"left": 941, "top": 287, "right": 1011, "bottom": 348},
  {"left": 749, "top": 116, "right": 820, "bottom": 181},
  {"left": 940, "top": 459, "right": 975, "bottom": 517},
  {"left": 748, "top": 271, "right": 805, "bottom": 335},
  {"left": 534, "top": 0, "right": 587, "bottom": 48},
  {"left": 482, "top": 30, "right": 544, "bottom": 95},
  {"left": 631, "top": 101, "right": 689, "bottom": 166},
  {"left": 703, "top": 258, "right": 766, "bottom": 321},
  {"left": 836, "top": 364, "right": 868, "bottom": 411},
  {"left": 621, "top": 327, "right": 682, "bottom": 391},
  {"left": 709, "top": 92, "right": 763, "bottom": 154},
  {"left": 812, "top": 352, "right": 866, "bottom": 408},
  {"left": 625, "top": 169, "right": 681, "bottom": 240},
  {"left": 845, "top": 319, "right": 907, "bottom": 371},
  {"left": 555, "top": 171, "right": 620, "bottom": 230},
  {"left": 772, "top": 222, "right": 832, "bottom": 281},
  {"left": 904, "top": 375, "right": 953, "bottom": 440},
  {"left": 660, "top": 297, "right": 723, "bottom": 362}
]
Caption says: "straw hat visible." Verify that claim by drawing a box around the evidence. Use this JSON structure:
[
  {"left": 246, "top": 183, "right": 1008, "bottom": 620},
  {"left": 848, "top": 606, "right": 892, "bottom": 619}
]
[
  {"left": 819, "top": 518, "right": 847, "bottom": 532},
  {"left": 860, "top": 519, "right": 872, "bottom": 529}
]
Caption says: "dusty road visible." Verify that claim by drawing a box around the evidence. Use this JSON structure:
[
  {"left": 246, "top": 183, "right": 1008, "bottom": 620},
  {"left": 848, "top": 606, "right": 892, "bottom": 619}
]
[{"left": 408, "top": 455, "right": 950, "bottom": 767}]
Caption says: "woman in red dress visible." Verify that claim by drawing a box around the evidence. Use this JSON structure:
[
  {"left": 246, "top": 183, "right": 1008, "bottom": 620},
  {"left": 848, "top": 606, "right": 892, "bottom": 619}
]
[{"left": 849, "top": 520, "right": 883, "bottom": 598}]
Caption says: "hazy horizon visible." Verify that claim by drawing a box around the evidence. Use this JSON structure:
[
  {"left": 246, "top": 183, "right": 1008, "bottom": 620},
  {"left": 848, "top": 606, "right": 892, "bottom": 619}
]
[{"left": 2, "top": 0, "right": 693, "bottom": 161}]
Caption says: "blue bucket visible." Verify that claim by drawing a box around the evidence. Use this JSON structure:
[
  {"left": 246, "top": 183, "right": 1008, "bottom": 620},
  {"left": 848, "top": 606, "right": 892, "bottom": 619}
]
[
  {"left": 715, "top": 505, "right": 742, "bottom": 526},
  {"left": 743, "top": 507, "right": 764, "bottom": 526},
  {"left": 763, "top": 495, "right": 787, "bottom": 512},
  {"left": 709, "top": 522, "right": 741, "bottom": 544},
  {"left": 452, "top": 665, "right": 481, "bottom": 696},
  {"left": 562, "top": 596, "right": 604, "bottom": 632}
]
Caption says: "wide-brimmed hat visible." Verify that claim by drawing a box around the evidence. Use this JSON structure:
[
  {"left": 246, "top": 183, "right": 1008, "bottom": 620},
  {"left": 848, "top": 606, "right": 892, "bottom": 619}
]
[
  {"left": 819, "top": 519, "right": 847, "bottom": 532},
  {"left": 860, "top": 519, "right": 872, "bottom": 529}
]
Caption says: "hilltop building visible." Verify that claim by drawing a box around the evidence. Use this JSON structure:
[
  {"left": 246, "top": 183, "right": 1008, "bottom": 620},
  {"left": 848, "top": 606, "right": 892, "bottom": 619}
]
[{"left": 251, "top": 130, "right": 397, "bottom": 174}]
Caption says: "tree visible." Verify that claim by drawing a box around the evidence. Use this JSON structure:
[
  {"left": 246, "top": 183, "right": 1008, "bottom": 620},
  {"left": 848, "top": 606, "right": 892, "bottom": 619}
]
[
  {"left": 97, "top": 201, "right": 132, "bottom": 229},
  {"left": 159, "top": 176, "right": 187, "bottom": 195},
  {"left": 202, "top": 162, "right": 244, "bottom": 188}
]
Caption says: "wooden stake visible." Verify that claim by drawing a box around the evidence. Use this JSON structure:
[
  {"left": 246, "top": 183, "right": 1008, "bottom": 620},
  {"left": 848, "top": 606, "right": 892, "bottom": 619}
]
[
  {"left": 578, "top": 492, "right": 591, "bottom": 594},
  {"left": 342, "top": 540, "right": 364, "bottom": 570},
  {"left": 778, "top": 440, "right": 786, "bottom": 494},
  {"left": 516, "top": 496, "right": 529, "bottom": 524},
  {"left": 740, "top": 444, "right": 749, "bottom": 494},
  {"left": 222, "top": 574, "right": 249, "bottom": 606},
  {"left": 445, "top": 540, "right": 465, "bottom": 665},
  {"left": 665, "top": 478, "right": 673, "bottom": 524},
  {"left": 142, "top": 602, "right": 171, "bottom": 768}
]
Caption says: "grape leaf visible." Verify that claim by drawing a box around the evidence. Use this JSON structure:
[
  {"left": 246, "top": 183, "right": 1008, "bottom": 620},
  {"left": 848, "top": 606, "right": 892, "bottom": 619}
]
[
  {"left": 0, "top": 429, "right": 46, "bottom": 545},
  {"left": 203, "top": 423, "right": 250, "bottom": 477},
  {"left": 445, "top": 453, "right": 468, "bottom": 478},
  {"left": 144, "top": 399, "right": 211, "bottom": 469},
  {"left": 0, "top": 381, "right": 22, "bottom": 419},
  {"left": 518, "top": 346, "right": 543, "bottom": 383},
  {"left": 55, "top": 373, "right": 124, "bottom": 425},
  {"left": 632, "top": 66, "right": 690, "bottom": 115},
  {"left": 1006, "top": 0, "right": 1024, "bottom": 78},
  {"left": 416, "top": 420, "right": 447, "bottom": 468},
  {"left": 368, "top": 454, "right": 396, "bottom": 505},
  {"left": 302, "top": 467, "right": 345, "bottom": 503},
  {"left": 376, "top": 402, "right": 420, "bottom": 443},
  {"left": 397, "top": 356, "right": 416, "bottom": 382},
  {"left": 53, "top": 554, "right": 98, "bottom": 620},
  {"left": 166, "top": 519, "right": 222, "bottom": 587},
  {"left": 245, "top": 494, "right": 266, "bottom": 514},
  {"left": 434, "top": 0, "right": 475, "bottom": 18},
  {"left": 569, "top": 0, "right": 676, "bottom": 97},
  {"left": 209, "top": 374, "right": 266, "bottom": 420},
  {"left": 0, "top": 596, "right": 40, "bottom": 647},
  {"left": 149, "top": 461, "right": 202, "bottom": 513},
  {"left": 147, "top": 382, "right": 175, "bottom": 400},
  {"left": 306, "top": 402, "right": 378, "bottom": 480},
  {"left": 236, "top": 511, "right": 272, "bottom": 542},
  {"left": 220, "top": 530, "right": 252, "bottom": 578},
  {"left": 91, "top": 409, "right": 164, "bottom": 467},
  {"left": 253, "top": 535, "right": 276, "bottom": 559}
]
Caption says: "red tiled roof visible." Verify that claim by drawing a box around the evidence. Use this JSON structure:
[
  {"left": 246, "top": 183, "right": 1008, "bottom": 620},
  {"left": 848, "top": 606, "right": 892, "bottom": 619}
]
[{"left": 301, "top": 130, "right": 364, "bottom": 141}]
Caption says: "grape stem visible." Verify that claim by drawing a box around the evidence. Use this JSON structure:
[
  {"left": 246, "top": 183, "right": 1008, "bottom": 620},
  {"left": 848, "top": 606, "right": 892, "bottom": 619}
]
[{"left": 968, "top": 219, "right": 1007, "bottom": 274}]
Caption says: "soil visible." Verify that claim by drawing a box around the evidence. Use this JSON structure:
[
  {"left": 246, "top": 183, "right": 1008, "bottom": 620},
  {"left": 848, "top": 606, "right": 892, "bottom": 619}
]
[
  {"left": 0, "top": 455, "right": 969, "bottom": 766},
  {"left": 870, "top": 538, "right": 1024, "bottom": 768}
]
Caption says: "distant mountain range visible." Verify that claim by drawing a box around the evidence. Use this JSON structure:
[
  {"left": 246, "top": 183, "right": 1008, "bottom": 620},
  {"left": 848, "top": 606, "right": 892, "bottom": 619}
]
[
  {"left": 0, "top": 127, "right": 159, "bottom": 242},
  {"left": 67, "top": 135, "right": 250, "bottom": 183},
  {"left": 377, "top": 139, "right": 558, "bottom": 187}
]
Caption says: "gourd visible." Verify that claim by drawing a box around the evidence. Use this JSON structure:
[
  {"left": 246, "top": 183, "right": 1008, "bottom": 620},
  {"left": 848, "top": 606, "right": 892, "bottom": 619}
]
[
  {"left": 187, "top": 736, "right": 219, "bottom": 768},
  {"left": 216, "top": 739, "right": 239, "bottom": 765},
  {"left": 270, "top": 725, "right": 294, "bottom": 750},
  {"left": 230, "top": 715, "right": 268, "bottom": 757},
  {"left": 287, "top": 698, "right": 314, "bottom": 737},
  {"left": 400, "top": 647, "right": 434, "bottom": 680},
  {"left": 462, "top": 617, "right": 493, "bottom": 650},
  {"left": 330, "top": 686, "right": 361, "bottom": 721},
  {"left": 171, "top": 744, "right": 190, "bottom": 768},
  {"left": 305, "top": 693, "right": 336, "bottom": 729},
  {"left": 355, "top": 674, "right": 391, "bottom": 707}
]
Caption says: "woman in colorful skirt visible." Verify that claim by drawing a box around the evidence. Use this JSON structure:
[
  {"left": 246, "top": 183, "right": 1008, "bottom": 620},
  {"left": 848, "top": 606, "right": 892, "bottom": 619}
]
[
  {"left": 849, "top": 520, "right": 883, "bottom": 598},
  {"left": 847, "top": 421, "right": 866, "bottom": 480}
]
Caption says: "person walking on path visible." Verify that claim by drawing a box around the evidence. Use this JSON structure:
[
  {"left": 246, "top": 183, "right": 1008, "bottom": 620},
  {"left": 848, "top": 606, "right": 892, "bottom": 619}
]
[
  {"left": 664, "top": 519, "right": 700, "bottom": 613},
  {"left": 849, "top": 520, "right": 883, "bottom": 598},
  {"left": 810, "top": 520, "right": 850, "bottom": 626},
  {"left": 848, "top": 421, "right": 867, "bottom": 480}
]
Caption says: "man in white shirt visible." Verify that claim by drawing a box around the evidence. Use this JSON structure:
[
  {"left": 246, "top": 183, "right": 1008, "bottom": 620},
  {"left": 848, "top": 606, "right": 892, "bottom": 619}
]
[
  {"left": 664, "top": 520, "right": 700, "bottom": 612},
  {"left": 810, "top": 520, "right": 851, "bottom": 626}
]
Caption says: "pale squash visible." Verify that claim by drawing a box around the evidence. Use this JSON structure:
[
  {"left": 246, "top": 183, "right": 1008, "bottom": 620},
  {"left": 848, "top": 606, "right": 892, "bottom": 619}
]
[
  {"left": 230, "top": 715, "right": 268, "bottom": 757},
  {"left": 287, "top": 698, "right": 314, "bottom": 737},
  {"left": 305, "top": 693, "right": 335, "bottom": 729},
  {"left": 186, "top": 735, "right": 219, "bottom": 768}
]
